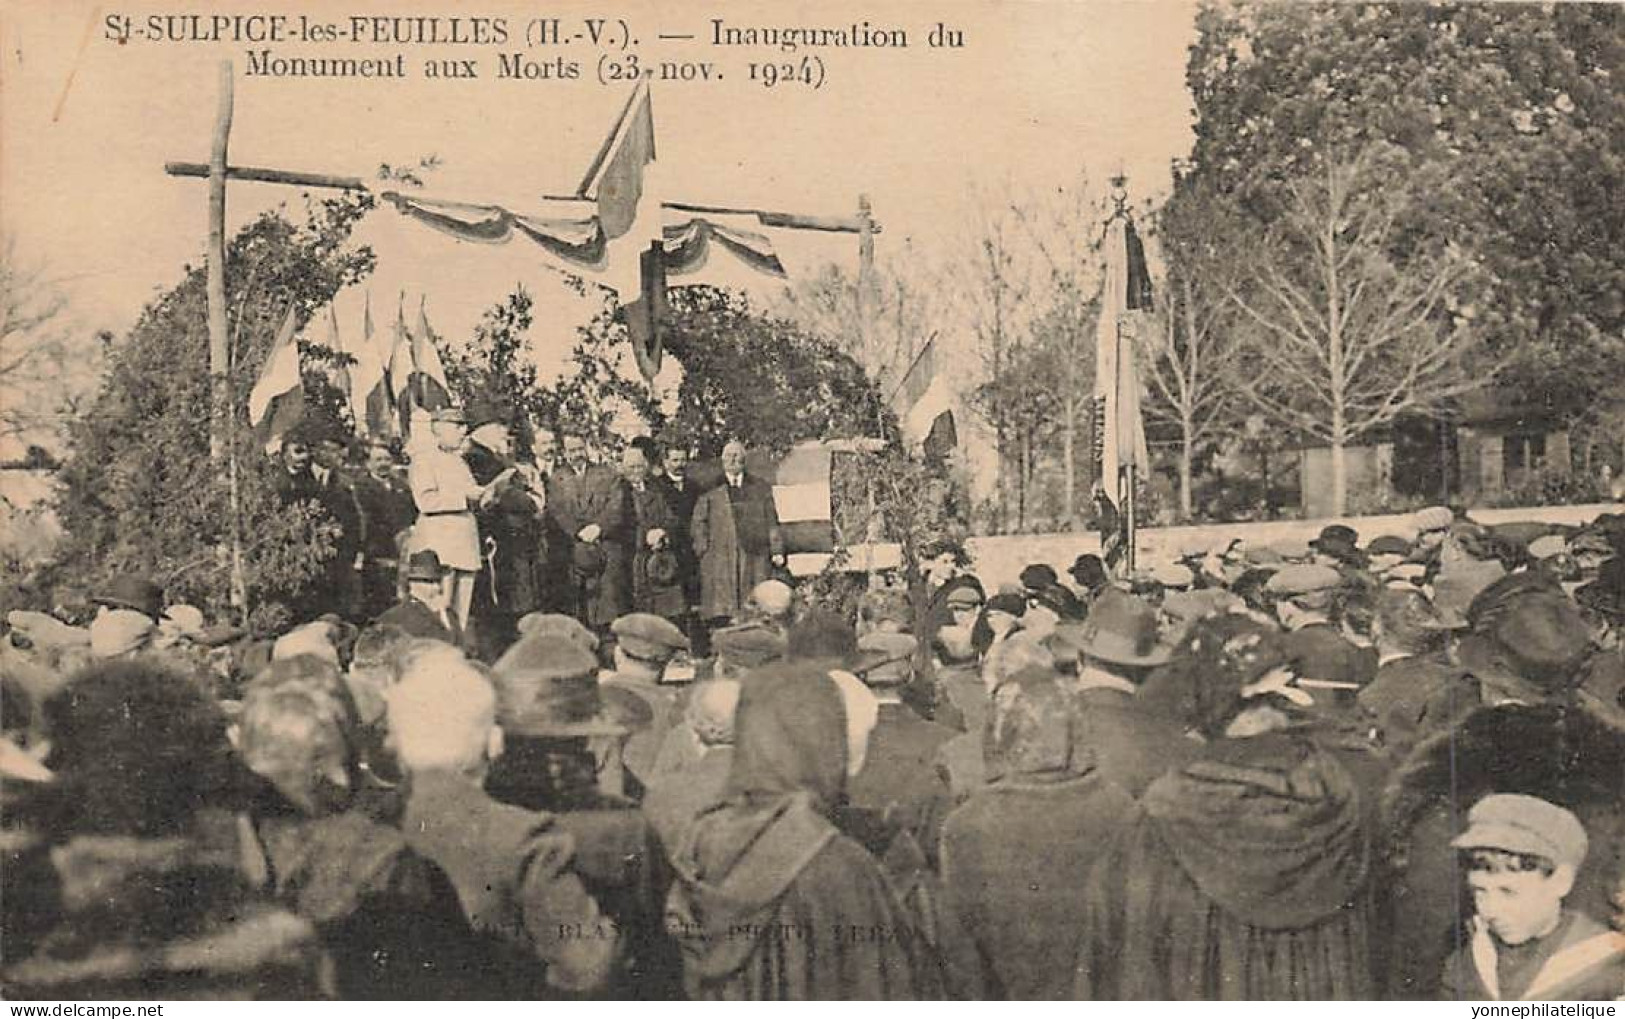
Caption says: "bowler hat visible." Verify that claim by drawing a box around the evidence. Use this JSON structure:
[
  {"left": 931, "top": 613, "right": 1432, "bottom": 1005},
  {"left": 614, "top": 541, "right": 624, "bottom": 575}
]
[
  {"left": 92, "top": 576, "right": 164, "bottom": 620},
  {"left": 644, "top": 549, "right": 681, "bottom": 588},
  {"left": 1069, "top": 554, "right": 1108, "bottom": 590},
  {"left": 1310, "top": 524, "right": 1365, "bottom": 564},
  {"left": 1065, "top": 590, "right": 1173, "bottom": 667},
  {"left": 405, "top": 550, "right": 447, "bottom": 583},
  {"left": 1457, "top": 590, "right": 1592, "bottom": 699},
  {"left": 1019, "top": 564, "right": 1059, "bottom": 590}
]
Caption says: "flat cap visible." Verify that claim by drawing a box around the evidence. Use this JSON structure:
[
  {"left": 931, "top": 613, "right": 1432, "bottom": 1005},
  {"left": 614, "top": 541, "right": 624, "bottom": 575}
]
[
  {"left": 1451, "top": 793, "right": 1588, "bottom": 868},
  {"left": 611, "top": 612, "right": 689, "bottom": 661},
  {"left": 1413, "top": 506, "right": 1455, "bottom": 533},
  {"left": 1367, "top": 535, "right": 1412, "bottom": 557},
  {"left": 853, "top": 631, "right": 918, "bottom": 685},
  {"left": 1527, "top": 534, "right": 1568, "bottom": 560},
  {"left": 1149, "top": 562, "right": 1195, "bottom": 589},
  {"left": 1265, "top": 563, "right": 1343, "bottom": 596},
  {"left": 944, "top": 585, "right": 984, "bottom": 608}
]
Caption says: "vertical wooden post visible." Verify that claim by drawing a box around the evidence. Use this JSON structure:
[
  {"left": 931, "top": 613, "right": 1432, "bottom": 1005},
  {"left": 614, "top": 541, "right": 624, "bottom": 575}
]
[
  {"left": 208, "top": 61, "right": 234, "bottom": 461},
  {"left": 206, "top": 61, "right": 246, "bottom": 613},
  {"left": 856, "top": 193, "right": 874, "bottom": 354}
]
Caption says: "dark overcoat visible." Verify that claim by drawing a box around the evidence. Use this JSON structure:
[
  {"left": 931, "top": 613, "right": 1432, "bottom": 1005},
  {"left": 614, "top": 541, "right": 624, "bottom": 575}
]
[
  {"left": 548, "top": 465, "right": 632, "bottom": 627},
  {"left": 691, "top": 474, "right": 782, "bottom": 620}
]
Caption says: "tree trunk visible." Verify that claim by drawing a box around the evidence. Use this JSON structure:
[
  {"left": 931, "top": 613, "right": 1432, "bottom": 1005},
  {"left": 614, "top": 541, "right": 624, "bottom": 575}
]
[
  {"left": 1063, "top": 392, "right": 1077, "bottom": 528},
  {"left": 1179, "top": 433, "right": 1194, "bottom": 521},
  {"left": 1330, "top": 437, "right": 1348, "bottom": 517}
]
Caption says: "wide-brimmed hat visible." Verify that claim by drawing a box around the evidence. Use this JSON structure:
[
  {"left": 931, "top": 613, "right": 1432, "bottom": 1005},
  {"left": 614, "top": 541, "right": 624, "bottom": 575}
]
[
  {"left": 712, "top": 622, "right": 787, "bottom": 668},
  {"left": 92, "top": 576, "right": 163, "bottom": 620},
  {"left": 494, "top": 635, "right": 644, "bottom": 737},
  {"left": 405, "top": 550, "right": 447, "bottom": 583},
  {"left": 1063, "top": 590, "right": 1173, "bottom": 667},
  {"left": 515, "top": 612, "right": 599, "bottom": 651},
  {"left": 1457, "top": 590, "right": 1592, "bottom": 699}
]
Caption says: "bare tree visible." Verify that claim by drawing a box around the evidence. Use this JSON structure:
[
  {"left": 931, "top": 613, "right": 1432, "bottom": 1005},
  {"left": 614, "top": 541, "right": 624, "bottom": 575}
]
[
  {"left": 1221, "top": 151, "right": 1485, "bottom": 515},
  {"left": 1012, "top": 177, "right": 1104, "bottom": 528},
  {"left": 1141, "top": 183, "right": 1244, "bottom": 519},
  {"left": 0, "top": 239, "right": 98, "bottom": 453},
  {"left": 944, "top": 190, "right": 1042, "bottom": 530}
]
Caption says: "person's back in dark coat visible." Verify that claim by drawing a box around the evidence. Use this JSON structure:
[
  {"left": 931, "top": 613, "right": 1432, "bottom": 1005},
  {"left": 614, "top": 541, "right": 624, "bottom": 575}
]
[
  {"left": 1069, "top": 685, "right": 1199, "bottom": 797},
  {"left": 939, "top": 670, "right": 1137, "bottom": 998}
]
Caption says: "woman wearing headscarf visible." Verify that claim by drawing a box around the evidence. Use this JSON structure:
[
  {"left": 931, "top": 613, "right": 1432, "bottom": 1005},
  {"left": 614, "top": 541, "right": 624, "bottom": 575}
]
[
  {"left": 664, "top": 661, "right": 940, "bottom": 999},
  {"left": 1075, "top": 614, "right": 1376, "bottom": 999},
  {"left": 939, "top": 665, "right": 1138, "bottom": 999}
]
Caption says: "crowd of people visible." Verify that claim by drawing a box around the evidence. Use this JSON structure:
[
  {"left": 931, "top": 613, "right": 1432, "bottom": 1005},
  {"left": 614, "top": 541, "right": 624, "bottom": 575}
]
[{"left": 3, "top": 415, "right": 1624, "bottom": 1000}]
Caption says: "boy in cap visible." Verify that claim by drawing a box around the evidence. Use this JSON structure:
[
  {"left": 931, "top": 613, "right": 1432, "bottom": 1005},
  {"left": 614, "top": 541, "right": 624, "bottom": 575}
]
[{"left": 1442, "top": 794, "right": 1624, "bottom": 1000}]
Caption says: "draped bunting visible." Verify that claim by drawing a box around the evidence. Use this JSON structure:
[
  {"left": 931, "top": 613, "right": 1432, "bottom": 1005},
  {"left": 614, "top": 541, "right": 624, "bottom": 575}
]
[{"left": 378, "top": 191, "right": 787, "bottom": 288}]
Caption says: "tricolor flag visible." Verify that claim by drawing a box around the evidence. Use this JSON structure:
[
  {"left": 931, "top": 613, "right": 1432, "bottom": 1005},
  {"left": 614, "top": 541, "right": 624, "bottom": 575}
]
[
  {"left": 325, "top": 305, "right": 351, "bottom": 403},
  {"left": 248, "top": 307, "right": 304, "bottom": 452},
  {"left": 579, "top": 81, "right": 668, "bottom": 380},
  {"left": 1092, "top": 214, "right": 1153, "bottom": 570},
  {"left": 386, "top": 295, "right": 415, "bottom": 405},
  {"left": 409, "top": 297, "right": 452, "bottom": 413},
  {"left": 355, "top": 294, "right": 395, "bottom": 437},
  {"left": 579, "top": 80, "right": 662, "bottom": 302}
]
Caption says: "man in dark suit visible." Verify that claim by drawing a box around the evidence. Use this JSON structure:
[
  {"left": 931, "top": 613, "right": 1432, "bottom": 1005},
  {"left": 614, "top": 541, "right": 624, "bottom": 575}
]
[
  {"left": 310, "top": 431, "right": 365, "bottom": 621},
  {"left": 691, "top": 440, "right": 783, "bottom": 625},
  {"left": 390, "top": 642, "right": 617, "bottom": 996},
  {"left": 651, "top": 444, "right": 700, "bottom": 597},
  {"left": 547, "top": 434, "right": 632, "bottom": 632},
  {"left": 351, "top": 439, "right": 417, "bottom": 623}
]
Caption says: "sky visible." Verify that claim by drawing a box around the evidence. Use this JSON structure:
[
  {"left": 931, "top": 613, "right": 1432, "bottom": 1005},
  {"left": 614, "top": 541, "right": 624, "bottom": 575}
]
[{"left": 1, "top": 0, "right": 1198, "bottom": 390}]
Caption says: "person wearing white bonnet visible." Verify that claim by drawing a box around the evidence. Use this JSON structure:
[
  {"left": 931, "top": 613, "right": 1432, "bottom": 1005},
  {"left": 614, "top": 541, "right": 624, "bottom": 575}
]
[
  {"left": 746, "top": 579, "right": 794, "bottom": 626},
  {"left": 156, "top": 604, "right": 206, "bottom": 648},
  {"left": 1527, "top": 534, "right": 1568, "bottom": 561},
  {"left": 88, "top": 609, "right": 157, "bottom": 660}
]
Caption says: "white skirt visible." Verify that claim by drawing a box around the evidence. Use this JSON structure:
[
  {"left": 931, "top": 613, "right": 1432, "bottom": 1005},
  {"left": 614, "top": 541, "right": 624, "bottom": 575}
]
[{"left": 407, "top": 513, "right": 482, "bottom": 572}]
